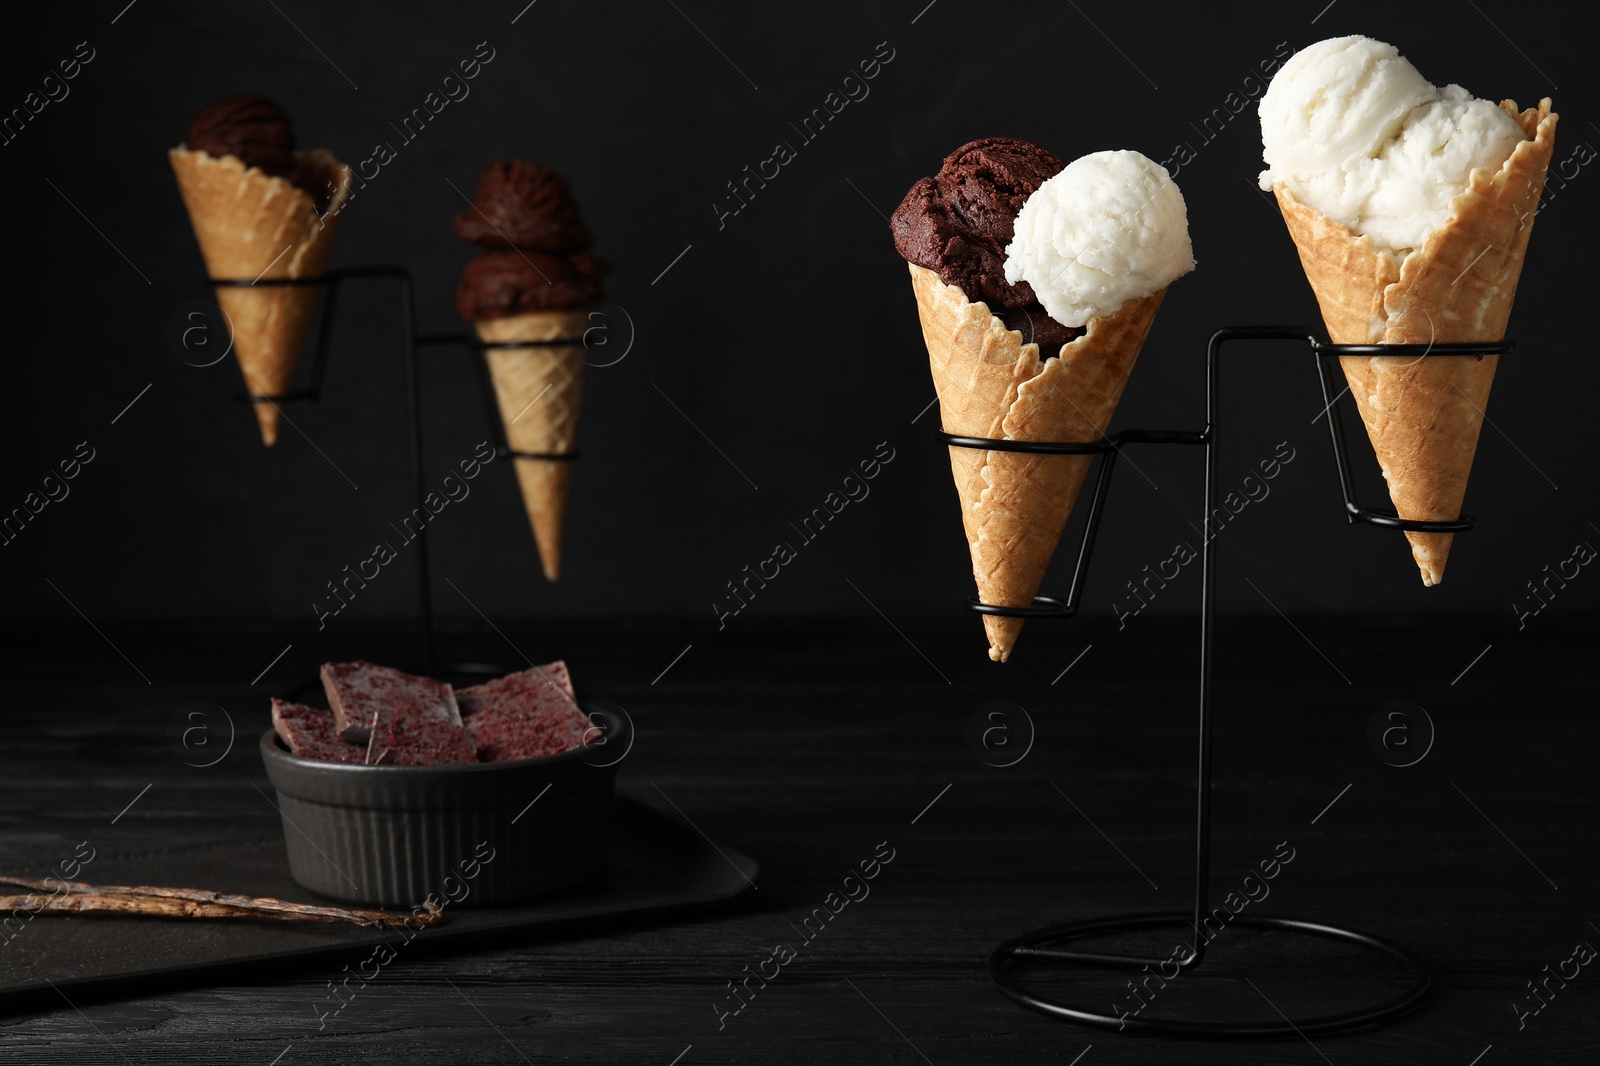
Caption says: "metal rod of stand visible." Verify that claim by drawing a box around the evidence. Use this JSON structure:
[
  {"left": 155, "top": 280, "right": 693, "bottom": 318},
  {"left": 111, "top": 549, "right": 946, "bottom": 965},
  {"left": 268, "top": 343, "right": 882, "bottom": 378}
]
[
  {"left": 1185, "top": 325, "right": 1309, "bottom": 971},
  {"left": 1063, "top": 451, "right": 1118, "bottom": 613},
  {"left": 213, "top": 266, "right": 437, "bottom": 674},
  {"left": 1187, "top": 334, "right": 1220, "bottom": 970},
  {"left": 1314, "top": 345, "right": 1364, "bottom": 525},
  {"left": 395, "top": 273, "right": 434, "bottom": 676},
  {"left": 331, "top": 268, "right": 434, "bottom": 675}
]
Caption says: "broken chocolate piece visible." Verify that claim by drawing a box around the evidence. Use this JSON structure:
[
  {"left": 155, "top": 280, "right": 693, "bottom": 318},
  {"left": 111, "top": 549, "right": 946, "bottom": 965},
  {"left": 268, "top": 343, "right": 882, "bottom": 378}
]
[
  {"left": 462, "top": 665, "right": 592, "bottom": 762},
  {"left": 321, "top": 660, "right": 461, "bottom": 743},
  {"left": 468, "top": 711, "right": 591, "bottom": 763},
  {"left": 271, "top": 699, "right": 365, "bottom": 763},
  {"left": 371, "top": 711, "right": 479, "bottom": 766},
  {"left": 458, "top": 661, "right": 576, "bottom": 715}
]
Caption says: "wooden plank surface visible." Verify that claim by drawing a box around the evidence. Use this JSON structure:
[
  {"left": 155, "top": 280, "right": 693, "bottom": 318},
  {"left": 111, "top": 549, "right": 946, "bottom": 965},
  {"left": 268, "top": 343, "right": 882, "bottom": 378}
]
[{"left": 0, "top": 619, "right": 1594, "bottom": 1064}]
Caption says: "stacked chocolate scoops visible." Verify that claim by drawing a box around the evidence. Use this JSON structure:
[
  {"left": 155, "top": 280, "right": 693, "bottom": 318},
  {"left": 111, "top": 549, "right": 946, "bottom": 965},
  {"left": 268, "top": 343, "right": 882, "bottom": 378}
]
[
  {"left": 1258, "top": 36, "right": 1557, "bottom": 585},
  {"left": 170, "top": 96, "right": 353, "bottom": 445},
  {"left": 271, "top": 660, "right": 594, "bottom": 766},
  {"left": 455, "top": 161, "right": 609, "bottom": 580},
  {"left": 892, "top": 139, "right": 1194, "bottom": 662}
]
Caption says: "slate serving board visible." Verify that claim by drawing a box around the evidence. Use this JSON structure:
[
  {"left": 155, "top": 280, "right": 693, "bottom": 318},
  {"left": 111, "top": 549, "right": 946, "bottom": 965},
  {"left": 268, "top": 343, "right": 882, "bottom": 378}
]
[{"left": 0, "top": 796, "right": 757, "bottom": 1014}]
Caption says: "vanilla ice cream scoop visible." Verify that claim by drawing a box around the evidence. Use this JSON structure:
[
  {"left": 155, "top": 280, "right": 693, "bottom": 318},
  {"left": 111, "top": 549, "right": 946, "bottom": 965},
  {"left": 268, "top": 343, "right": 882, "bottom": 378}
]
[
  {"left": 1258, "top": 35, "right": 1526, "bottom": 252},
  {"left": 1003, "top": 150, "right": 1195, "bottom": 329}
]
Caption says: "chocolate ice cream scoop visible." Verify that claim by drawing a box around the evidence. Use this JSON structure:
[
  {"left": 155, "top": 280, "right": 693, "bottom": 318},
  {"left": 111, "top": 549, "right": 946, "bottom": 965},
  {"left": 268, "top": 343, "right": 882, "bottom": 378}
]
[
  {"left": 992, "top": 305, "right": 1083, "bottom": 354},
  {"left": 185, "top": 95, "right": 300, "bottom": 182},
  {"left": 891, "top": 137, "right": 1082, "bottom": 352},
  {"left": 453, "top": 160, "right": 594, "bottom": 253},
  {"left": 455, "top": 249, "right": 609, "bottom": 321}
]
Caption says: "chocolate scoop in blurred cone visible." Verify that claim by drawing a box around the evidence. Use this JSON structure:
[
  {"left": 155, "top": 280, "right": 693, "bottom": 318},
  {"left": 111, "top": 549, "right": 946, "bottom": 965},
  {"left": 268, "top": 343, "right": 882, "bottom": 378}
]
[
  {"left": 1269, "top": 99, "right": 1556, "bottom": 585},
  {"left": 454, "top": 160, "right": 608, "bottom": 581},
  {"left": 169, "top": 96, "right": 351, "bottom": 446},
  {"left": 910, "top": 264, "right": 1165, "bottom": 662},
  {"left": 475, "top": 311, "right": 588, "bottom": 581}
]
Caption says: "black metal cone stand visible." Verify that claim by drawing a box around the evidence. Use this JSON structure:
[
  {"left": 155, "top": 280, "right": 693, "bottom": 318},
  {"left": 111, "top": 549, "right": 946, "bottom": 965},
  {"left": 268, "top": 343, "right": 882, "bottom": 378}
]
[
  {"left": 954, "top": 326, "right": 1511, "bottom": 1038},
  {"left": 212, "top": 268, "right": 432, "bottom": 674},
  {"left": 208, "top": 268, "right": 587, "bottom": 678}
]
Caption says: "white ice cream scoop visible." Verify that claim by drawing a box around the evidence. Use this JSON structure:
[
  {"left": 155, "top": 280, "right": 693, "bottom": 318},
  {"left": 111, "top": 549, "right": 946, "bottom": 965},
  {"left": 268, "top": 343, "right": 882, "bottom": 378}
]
[
  {"left": 1002, "top": 149, "right": 1195, "bottom": 329},
  {"left": 1258, "top": 35, "right": 1526, "bottom": 252}
]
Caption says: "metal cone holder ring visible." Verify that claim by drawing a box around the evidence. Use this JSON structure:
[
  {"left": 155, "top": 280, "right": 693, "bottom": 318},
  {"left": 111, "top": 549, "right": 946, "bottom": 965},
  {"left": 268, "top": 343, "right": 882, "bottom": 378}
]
[
  {"left": 413, "top": 333, "right": 584, "bottom": 463},
  {"left": 209, "top": 273, "right": 344, "bottom": 406},
  {"left": 945, "top": 326, "right": 1512, "bottom": 1037}
]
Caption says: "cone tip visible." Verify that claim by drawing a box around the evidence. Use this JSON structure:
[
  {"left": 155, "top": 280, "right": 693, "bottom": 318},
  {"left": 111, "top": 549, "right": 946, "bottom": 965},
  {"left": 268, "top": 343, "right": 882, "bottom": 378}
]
[
  {"left": 253, "top": 403, "right": 281, "bottom": 447},
  {"left": 533, "top": 532, "right": 562, "bottom": 581},
  {"left": 1413, "top": 543, "right": 1447, "bottom": 587}
]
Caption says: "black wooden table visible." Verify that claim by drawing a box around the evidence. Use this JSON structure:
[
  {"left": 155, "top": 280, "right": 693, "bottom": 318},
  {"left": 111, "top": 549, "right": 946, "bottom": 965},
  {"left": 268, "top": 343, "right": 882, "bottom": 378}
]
[{"left": 1, "top": 619, "right": 1595, "bottom": 1064}]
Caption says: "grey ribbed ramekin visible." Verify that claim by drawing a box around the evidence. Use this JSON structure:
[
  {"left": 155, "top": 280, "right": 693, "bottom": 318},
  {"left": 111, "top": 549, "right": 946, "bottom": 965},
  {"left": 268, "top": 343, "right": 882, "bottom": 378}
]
[{"left": 259, "top": 728, "right": 614, "bottom": 907}]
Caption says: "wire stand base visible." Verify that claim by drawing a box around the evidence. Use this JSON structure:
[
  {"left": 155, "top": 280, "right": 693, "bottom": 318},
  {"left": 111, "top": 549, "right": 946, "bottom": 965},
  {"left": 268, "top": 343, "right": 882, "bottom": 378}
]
[
  {"left": 990, "top": 914, "right": 1429, "bottom": 1038},
  {"left": 945, "top": 326, "right": 1511, "bottom": 1037}
]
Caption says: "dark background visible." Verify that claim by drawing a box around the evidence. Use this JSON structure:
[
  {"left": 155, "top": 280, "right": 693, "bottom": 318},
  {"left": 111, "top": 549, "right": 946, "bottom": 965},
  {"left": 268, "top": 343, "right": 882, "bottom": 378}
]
[
  {"left": 1, "top": 0, "right": 1595, "bottom": 644},
  {"left": 2, "top": 5, "right": 1598, "bottom": 1061}
]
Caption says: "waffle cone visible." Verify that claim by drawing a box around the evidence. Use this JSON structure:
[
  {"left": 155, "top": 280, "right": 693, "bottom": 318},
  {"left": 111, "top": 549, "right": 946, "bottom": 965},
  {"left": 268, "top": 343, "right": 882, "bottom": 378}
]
[
  {"left": 1270, "top": 99, "right": 1556, "bottom": 585},
  {"left": 909, "top": 264, "right": 1165, "bottom": 662},
  {"left": 476, "top": 312, "right": 589, "bottom": 581},
  {"left": 169, "top": 147, "right": 353, "bottom": 446}
]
